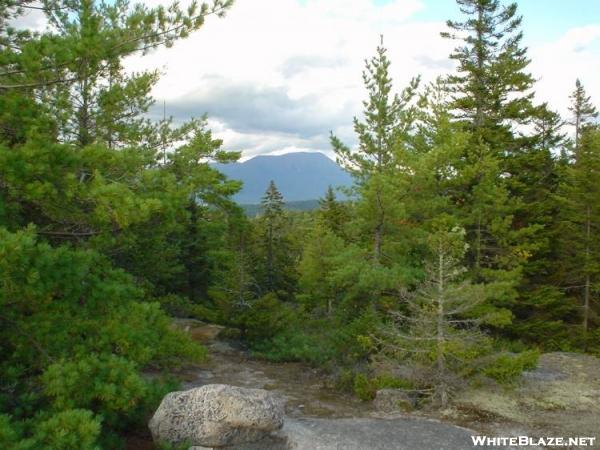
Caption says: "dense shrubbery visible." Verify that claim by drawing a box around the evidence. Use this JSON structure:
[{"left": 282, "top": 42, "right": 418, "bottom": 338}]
[{"left": 0, "top": 228, "right": 205, "bottom": 446}]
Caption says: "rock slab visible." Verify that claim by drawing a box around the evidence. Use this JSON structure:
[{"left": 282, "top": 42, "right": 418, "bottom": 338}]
[
  {"left": 190, "top": 417, "right": 506, "bottom": 450},
  {"left": 149, "top": 384, "right": 284, "bottom": 447},
  {"left": 373, "top": 388, "right": 416, "bottom": 412}
]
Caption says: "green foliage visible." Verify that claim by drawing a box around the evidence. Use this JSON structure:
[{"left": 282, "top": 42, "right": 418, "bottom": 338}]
[
  {"left": 555, "top": 127, "right": 600, "bottom": 348},
  {"left": 30, "top": 410, "right": 102, "bottom": 450},
  {"left": 0, "top": 228, "right": 206, "bottom": 443},
  {"left": 569, "top": 79, "right": 598, "bottom": 151},
  {"left": 251, "top": 181, "right": 298, "bottom": 299},
  {"left": 351, "top": 373, "right": 413, "bottom": 401},
  {"left": 250, "top": 307, "right": 384, "bottom": 368},
  {"left": 238, "top": 293, "right": 295, "bottom": 343},
  {"left": 376, "top": 225, "right": 513, "bottom": 407},
  {"left": 0, "top": 410, "right": 102, "bottom": 450},
  {"left": 483, "top": 350, "right": 540, "bottom": 385},
  {"left": 253, "top": 327, "right": 337, "bottom": 366},
  {"left": 42, "top": 355, "right": 147, "bottom": 421},
  {"left": 352, "top": 374, "right": 374, "bottom": 401}
]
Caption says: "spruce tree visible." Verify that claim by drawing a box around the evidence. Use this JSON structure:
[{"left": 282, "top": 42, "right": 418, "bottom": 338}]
[
  {"left": 442, "top": 0, "right": 559, "bottom": 332},
  {"left": 378, "top": 225, "right": 510, "bottom": 408},
  {"left": 569, "top": 79, "right": 598, "bottom": 156},
  {"left": 442, "top": 0, "right": 535, "bottom": 147},
  {"left": 507, "top": 103, "right": 570, "bottom": 345},
  {"left": 298, "top": 221, "right": 345, "bottom": 315},
  {"left": 318, "top": 185, "right": 348, "bottom": 238},
  {"left": 257, "top": 180, "right": 295, "bottom": 297},
  {"left": 556, "top": 127, "right": 600, "bottom": 350}
]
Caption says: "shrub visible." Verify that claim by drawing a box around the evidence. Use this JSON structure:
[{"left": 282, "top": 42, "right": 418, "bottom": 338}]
[
  {"left": 352, "top": 373, "right": 414, "bottom": 401},
  {"left": 238, "top": 293, "right": 294, "bottom": 343},
  {"left": 30, "top": 409, "right": 102, "bottom": 450},
  {"left": 42, "top": 355, "right": 148, "bottom": 425},
  {"left": 253, "top": 329, "right": 336, "bottom": 366},
  {"left": 483, "top": 350, "right": 540, "bottom": 385}
]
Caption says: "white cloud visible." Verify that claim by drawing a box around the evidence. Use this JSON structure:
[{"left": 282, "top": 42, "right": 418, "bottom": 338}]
[
  {"left": 126, "top": 0, "right": 455, "bottom": 158},
  {"left": 8, "top": 2, "right": 48, "bottom": 31},
  {"left": 530, "top": 25, "right": 600, "bottom": 120},
  {"left": 40, "top": 0, "right": 596, "bottom": 158}
]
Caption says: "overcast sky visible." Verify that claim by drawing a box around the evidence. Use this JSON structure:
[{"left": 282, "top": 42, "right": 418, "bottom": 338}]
[{"left": 19, "top": 0, "right": 600, "bottom": 159}]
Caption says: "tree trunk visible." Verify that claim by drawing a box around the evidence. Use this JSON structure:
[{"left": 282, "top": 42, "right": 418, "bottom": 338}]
[
  {"left": 437, "top": 248, "right": 448, "bottom": 408},
  {"left": 267, "top": 221, "right": 273, "bottom": 291},
  {"left": 78, "top": 73, "right": 91, "bottom": 147},
  {"left": 575, "top": 112, "right": 581, "bottom": 157},
  {"left": 474, "top": 4, "right": 485, "bottom": 132},
  {"left": 475, "top": 213, "right": 482, "bottom": 271},
  {"left": 374, "top": 186, "right": 384, "bottom": 263},
  {"left": 583, "top": 205, "right": 591, "bottom": 349}
]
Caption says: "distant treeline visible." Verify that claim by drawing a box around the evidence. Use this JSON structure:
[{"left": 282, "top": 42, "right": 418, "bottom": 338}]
[{"left": 241, "top": 199, "right": 320, "bottom": 216}]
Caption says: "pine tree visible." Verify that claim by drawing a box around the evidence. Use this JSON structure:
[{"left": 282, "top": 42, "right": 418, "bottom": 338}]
[
  {"left": 569, "top": 79, "right": 598, "bottom": 156},
  {"left": 0, "top": 0, "right": 240, "bottom": 297},
  {"left": 0, "top": 0, "right": 237, "bottom": 445},
  {"left": 331, "top": 37, "right": 418, "bottom": 262}
]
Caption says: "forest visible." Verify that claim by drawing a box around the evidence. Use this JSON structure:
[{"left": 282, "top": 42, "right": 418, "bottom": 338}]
[{"left": 1, "top": 0, "right": 599, "bottom": 448}]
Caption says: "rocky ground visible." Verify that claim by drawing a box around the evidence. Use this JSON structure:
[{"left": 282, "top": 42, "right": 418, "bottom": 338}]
[
  {"left": 448, "top": 352, "right": 600, "bottom": 443},
  {"left": 133, "top": 320, "right": 600, "bottom": 450}
]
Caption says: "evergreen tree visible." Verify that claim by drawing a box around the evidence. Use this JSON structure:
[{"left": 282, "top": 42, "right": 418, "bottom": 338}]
[
  {"left": 442, "top": 0, "right": 558, "bottom": 332},
  {"left": 556, "top": 127, "right": 600, "bottom": 350},
  {"left": 331, "top": 38, "right": 418, "bottom": 262},
  {"left": 442, "top": 0, "right": 535, "bottom": 147},
  {"left": 534, "top": 103, "right": 567, "bottom": 154},
  {"left": 569, "top": 79, "right": 598, "bottom": 156},
  {"left": 414, "top": 78, "right": 524, "bottom": 319},
  {"left": 0, "top": 0, "right": 240, "bottom": 297},
  {"left": 298, "top": 221, "right": 345, "bottom": 315},
  {"left": 378, "top": 225, "right": 510, "bottom": 408},
  {"left": 318, "top": 185, "right": 348, "bottom": 238},
  {"left": 506, "top": 104, "right": 569, "bottom": 345},
  {"left": 256, "top": 180, "right": 295, "bottom": 297}
]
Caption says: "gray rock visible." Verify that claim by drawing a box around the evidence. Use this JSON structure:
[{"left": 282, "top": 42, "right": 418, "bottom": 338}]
[
  {"left": 149, "top": 384, "right": 284, "bottom": 447},
  {"left": 282, "top": 418, "right": 508, "bottom": 450},
  {"left": 373, "top": 388, "right": 416, "bottom": 412},
  {"left": 191, "top": 417, "right": 509, "bottom": 450},
  {"left": 190, "top": 433, "right": 288, "bottom": 450}
]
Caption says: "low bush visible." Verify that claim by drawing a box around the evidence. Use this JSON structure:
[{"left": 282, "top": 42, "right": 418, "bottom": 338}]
[{"left": 483, "top": 350, "right": 540, "bottom": 385}]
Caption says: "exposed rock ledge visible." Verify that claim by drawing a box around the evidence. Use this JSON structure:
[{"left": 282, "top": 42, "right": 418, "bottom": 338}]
[{"left": 151, "top": 384, "right": 505, "bottom": 450}]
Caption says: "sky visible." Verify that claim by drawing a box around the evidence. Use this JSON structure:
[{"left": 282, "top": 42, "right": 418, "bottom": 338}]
[{"left": 16, "top": 0, "right": 600, "bottom": 159}]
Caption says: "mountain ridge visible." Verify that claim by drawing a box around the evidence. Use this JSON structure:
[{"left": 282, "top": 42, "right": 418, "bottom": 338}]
[{"left": 212, "top": 152, "right": 352, "bottom": 204}]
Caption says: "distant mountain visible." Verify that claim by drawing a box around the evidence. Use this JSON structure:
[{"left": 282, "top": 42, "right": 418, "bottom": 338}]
[{"left": 212, "top": 152, "right": 353, "bottom": 204}]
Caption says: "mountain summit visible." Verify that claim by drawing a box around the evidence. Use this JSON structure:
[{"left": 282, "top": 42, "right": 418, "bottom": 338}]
[{"left": 213, "top": 152, "right": 352, "bottom": 204}]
